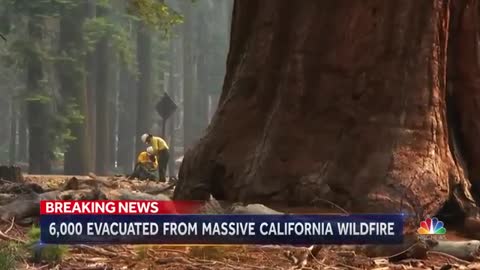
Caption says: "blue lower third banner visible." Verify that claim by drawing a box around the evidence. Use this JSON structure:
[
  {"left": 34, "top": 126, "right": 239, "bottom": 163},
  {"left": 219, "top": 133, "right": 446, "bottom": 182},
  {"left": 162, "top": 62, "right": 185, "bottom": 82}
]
[{"left": 40, "top": 214, "right": 404, "bottom": 245}]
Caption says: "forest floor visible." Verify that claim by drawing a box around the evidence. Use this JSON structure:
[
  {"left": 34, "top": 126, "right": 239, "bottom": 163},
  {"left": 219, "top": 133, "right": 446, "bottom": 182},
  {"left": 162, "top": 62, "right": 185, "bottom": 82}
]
[{"left": 1, "top": 175, "right": 480, "bottom": 270}]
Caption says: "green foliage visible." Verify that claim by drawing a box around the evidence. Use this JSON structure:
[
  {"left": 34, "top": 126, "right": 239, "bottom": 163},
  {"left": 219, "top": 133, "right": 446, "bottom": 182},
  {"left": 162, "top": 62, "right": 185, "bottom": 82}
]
[
  {"left": 50, "top": 120, "right": 75, "bottom": 157},
  {"left": 6, "top": 0, "right": 78, "bottom": 17},
  {"left": 128, "top": 0, "right": 183, "bottom": 35},
  {"left": 0, "top": 0, "right": 186, "bottom": 165},
  {"left": 51, "top": 98, "right": 85, "bottom": 156},
  {"left": 63, "top": 99, "right": 86, "bottom": 124},
  {"left": 152, "top": 34, "right": 170, "bottom": 98},
  {"left": 0, "top": 226, "right": 70, "bottom": 268},
  {"left": 24, "top": 93, "right": 52, "bottom": 104},
  {"left": 110, "top": 25, "right": 135, "bottom": 70},
  {"left": 36, "top": 243, "right": 68, "bottom": 263},
  {"left": 83, "top": 17, "right": 111, "bottom": 49},
  {"left": 2, "top": 19, "right": 55, "bottom": 71},
  {"left": 27, "top": 224, "right": 41, "bottom": 241},
  {"left": 0, "top": 245, "right": 16, "bottom": 270},
  {"left": 4, "top": 38, "right": 33, "bottom": 68},
  {"left": 83, "top": 17, "right": 135, "bottom": 70},
  {"left": 96, "top": 0, "right": 111, "bottom": 9},
  {"left": 27, "top": 225, "right": 68, "bottom": 264}
]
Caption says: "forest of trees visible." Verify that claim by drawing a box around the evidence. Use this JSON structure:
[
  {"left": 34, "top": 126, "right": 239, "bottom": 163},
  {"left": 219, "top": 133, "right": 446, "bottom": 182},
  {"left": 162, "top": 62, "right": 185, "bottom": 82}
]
[
  {"left": 0, "top": 0, "right": 233, "bottom": 176},
  {"left": 3, "top": 0, "right": 480, "bottom": 239}
]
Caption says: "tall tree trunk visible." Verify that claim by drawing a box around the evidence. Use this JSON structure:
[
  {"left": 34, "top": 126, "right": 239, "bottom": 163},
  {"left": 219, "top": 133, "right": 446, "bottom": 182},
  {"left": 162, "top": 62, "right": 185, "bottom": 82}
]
[
  {"left": 58, "top": 2, "right": 90, "bottom": 175},
  {"left": 181, "top": 2, "right": 195, "bottom": 150},
  {"left": 17, "top": 106, "right": 27, "bottom": 162},
  {"left": 135, "top": 21, "right": 153, "bottom": 153},
  {"left": 2, "top": 6, "right": 14, "bottom": 165},
  {"left": 0, "top": 98, "right": 8, "bottom": 160},
  {"left": 26, "top": 15, "right": 52, "bottom": 174},
  {"left": 177, "top": 29, "right": 185, "bottom": 156},
  {"left": 196, "top": 51, "right": 209, "bottom": 132},
  {"left": 86, "top": 0, "right": 97, "bottom": 171},
  {"left": 9, "top": 96, "right": 16, "bottom": 165},
  {"left": 448, "top": 1, "right": 480, "bottom": 199},
  {"left": 117, "top": 63, "right": 136, "bottom": 173},
  {"left": 94, "top": 6, "right": 111, "bottom": 175},
  {"left": 174, "top": 0, "right": 480, "bottom": 231},
  {"left": 167, "top": 37, "right": 178, "bottom": 177},
  {"left": 195, "top": 11, "right": 211, "bottom": 131},
  {"left": 109, "top": 55, "right": 119, "bottom": 171}
]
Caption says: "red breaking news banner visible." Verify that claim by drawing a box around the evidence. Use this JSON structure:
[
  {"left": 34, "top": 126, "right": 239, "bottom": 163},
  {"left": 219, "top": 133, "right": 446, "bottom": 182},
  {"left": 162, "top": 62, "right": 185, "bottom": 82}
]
[{"left": 40, "top": 200, "right": 203, "bottom": 215}]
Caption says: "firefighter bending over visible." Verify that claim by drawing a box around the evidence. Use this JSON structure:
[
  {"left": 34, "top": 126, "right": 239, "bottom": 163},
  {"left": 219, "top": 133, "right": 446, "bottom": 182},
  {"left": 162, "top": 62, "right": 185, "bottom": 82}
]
[
  {"left": 129, "top": 146, "right": 158, "bottom": 180},
  {"left": 141, "top": 133, "right": 169, "bottom": 182}
]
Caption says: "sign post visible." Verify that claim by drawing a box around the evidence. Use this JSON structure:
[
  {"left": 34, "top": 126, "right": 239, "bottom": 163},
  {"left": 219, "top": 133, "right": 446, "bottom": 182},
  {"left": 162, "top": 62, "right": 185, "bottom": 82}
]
[{"left": 155, "top": 93, "right": 178, "bottom": 138}]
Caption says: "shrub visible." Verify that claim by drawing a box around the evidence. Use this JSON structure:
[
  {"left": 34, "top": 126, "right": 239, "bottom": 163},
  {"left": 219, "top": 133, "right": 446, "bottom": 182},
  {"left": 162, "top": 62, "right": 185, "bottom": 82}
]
[
  {"left": 27, "top": 225, "right": 69, "bottom": 264},
  {"left": 0, "top": 242, "right": 21, "bottom": 270}
]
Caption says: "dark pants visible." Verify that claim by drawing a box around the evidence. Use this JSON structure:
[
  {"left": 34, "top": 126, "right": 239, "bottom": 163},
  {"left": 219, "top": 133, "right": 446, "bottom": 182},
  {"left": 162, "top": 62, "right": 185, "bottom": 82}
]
[
  {"left": 130, "top": 163, "right": 157, "bottom": 181},
  {"left": 158, "top": 148, "right": 170, "bottom": 182}
]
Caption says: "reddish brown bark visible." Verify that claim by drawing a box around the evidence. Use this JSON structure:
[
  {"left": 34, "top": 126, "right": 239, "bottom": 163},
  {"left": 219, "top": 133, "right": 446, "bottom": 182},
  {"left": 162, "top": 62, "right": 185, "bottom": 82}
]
[
  {"left": 449, "top": 1, "right": 480, "bottom": 192},
  {"left": 174, "top": 0, "right": 480, "bottom": 230}
]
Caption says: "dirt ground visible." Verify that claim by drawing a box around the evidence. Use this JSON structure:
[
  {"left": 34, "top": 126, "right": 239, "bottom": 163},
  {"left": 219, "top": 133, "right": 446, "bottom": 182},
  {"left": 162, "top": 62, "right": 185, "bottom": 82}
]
[{"left": 1, "top": 175, "right": 480, "bottom": 270}]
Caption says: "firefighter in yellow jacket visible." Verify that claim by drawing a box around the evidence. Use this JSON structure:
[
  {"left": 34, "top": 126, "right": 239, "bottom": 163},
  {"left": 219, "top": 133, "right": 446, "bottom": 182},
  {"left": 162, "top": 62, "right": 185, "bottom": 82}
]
[
  {"left": 141, "top": 133, "right": 169, "bottom": 182},
  {"left": 129, "top": 146, "right": 158, "bottom": 180}
]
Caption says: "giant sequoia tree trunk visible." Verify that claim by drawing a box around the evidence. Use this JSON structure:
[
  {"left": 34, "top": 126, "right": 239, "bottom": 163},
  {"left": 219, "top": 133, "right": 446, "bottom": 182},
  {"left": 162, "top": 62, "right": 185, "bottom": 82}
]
[
  {"left": 94, "top": 5, "right": 111, "bottom": 175},
  {"left": 109, "top": 57, "right": 119, "bottom": 171},
  {"left": 26, "top": 15, "right": 52, "bottom": 174},
  {"left": 448, "top": 1, "right": 480, "bottom": 198},
  {"left": 17, "top": 107, "right": 27, "bottom": 162},
  {"left": 58, "top": 3, "right": 91, "bottom": 175},
  {"left": 9, "top": 96, "right": 16, "bottom": 165},
  {"left": 181, "top": 1, "right": 195, "bottom": 150},
  {"left": 174, "top": 0, "right": 480, "bottom": 230},
  {"left": 117, "top": 64, "right": 136, "bottom": 173},
  {"left": 167, "top": 37, "right": 179, "bottom": 177},
  {"left": 86, "top": 0, "right": 97, "bottom": 172},
  {"left": 135, "top": 21, "right": 153, "bottom": 154}
]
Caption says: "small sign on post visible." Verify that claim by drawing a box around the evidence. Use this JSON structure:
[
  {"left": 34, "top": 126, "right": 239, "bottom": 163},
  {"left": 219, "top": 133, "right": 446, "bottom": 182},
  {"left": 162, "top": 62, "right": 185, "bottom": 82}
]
[{"left": 156, "top": 93, "right": 177, "bottom": 138}]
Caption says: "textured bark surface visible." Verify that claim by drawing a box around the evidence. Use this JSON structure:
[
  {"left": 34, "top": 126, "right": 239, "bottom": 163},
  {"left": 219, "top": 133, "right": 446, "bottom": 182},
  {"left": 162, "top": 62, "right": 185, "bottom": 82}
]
[
  {"left": 449, "top": 1, "right": 480, "bottom": 196},
  {"left": 58, "top": 2, "right": 91, "bottom": 175},
  {"left": 174, "top": 0, "right": 480, "bottom": 229}
]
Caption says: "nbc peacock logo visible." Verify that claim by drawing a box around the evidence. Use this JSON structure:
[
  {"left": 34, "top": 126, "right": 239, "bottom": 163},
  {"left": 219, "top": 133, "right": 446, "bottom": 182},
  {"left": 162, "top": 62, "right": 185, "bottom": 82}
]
[{"left": 417, "top": 217, "right": 446, "bottom": 235}]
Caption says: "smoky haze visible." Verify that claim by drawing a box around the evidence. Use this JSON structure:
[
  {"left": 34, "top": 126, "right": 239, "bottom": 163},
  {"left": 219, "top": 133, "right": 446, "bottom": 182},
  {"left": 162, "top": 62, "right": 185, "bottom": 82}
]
[{"left": 0, "top": 0, "right": 233, "bottom": 177}]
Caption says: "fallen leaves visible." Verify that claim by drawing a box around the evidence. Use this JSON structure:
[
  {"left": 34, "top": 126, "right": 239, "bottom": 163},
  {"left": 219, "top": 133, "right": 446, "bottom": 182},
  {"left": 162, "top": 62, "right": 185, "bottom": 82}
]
[{"left": 5, "top": 175, "right": 480, "bottom": 270}]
